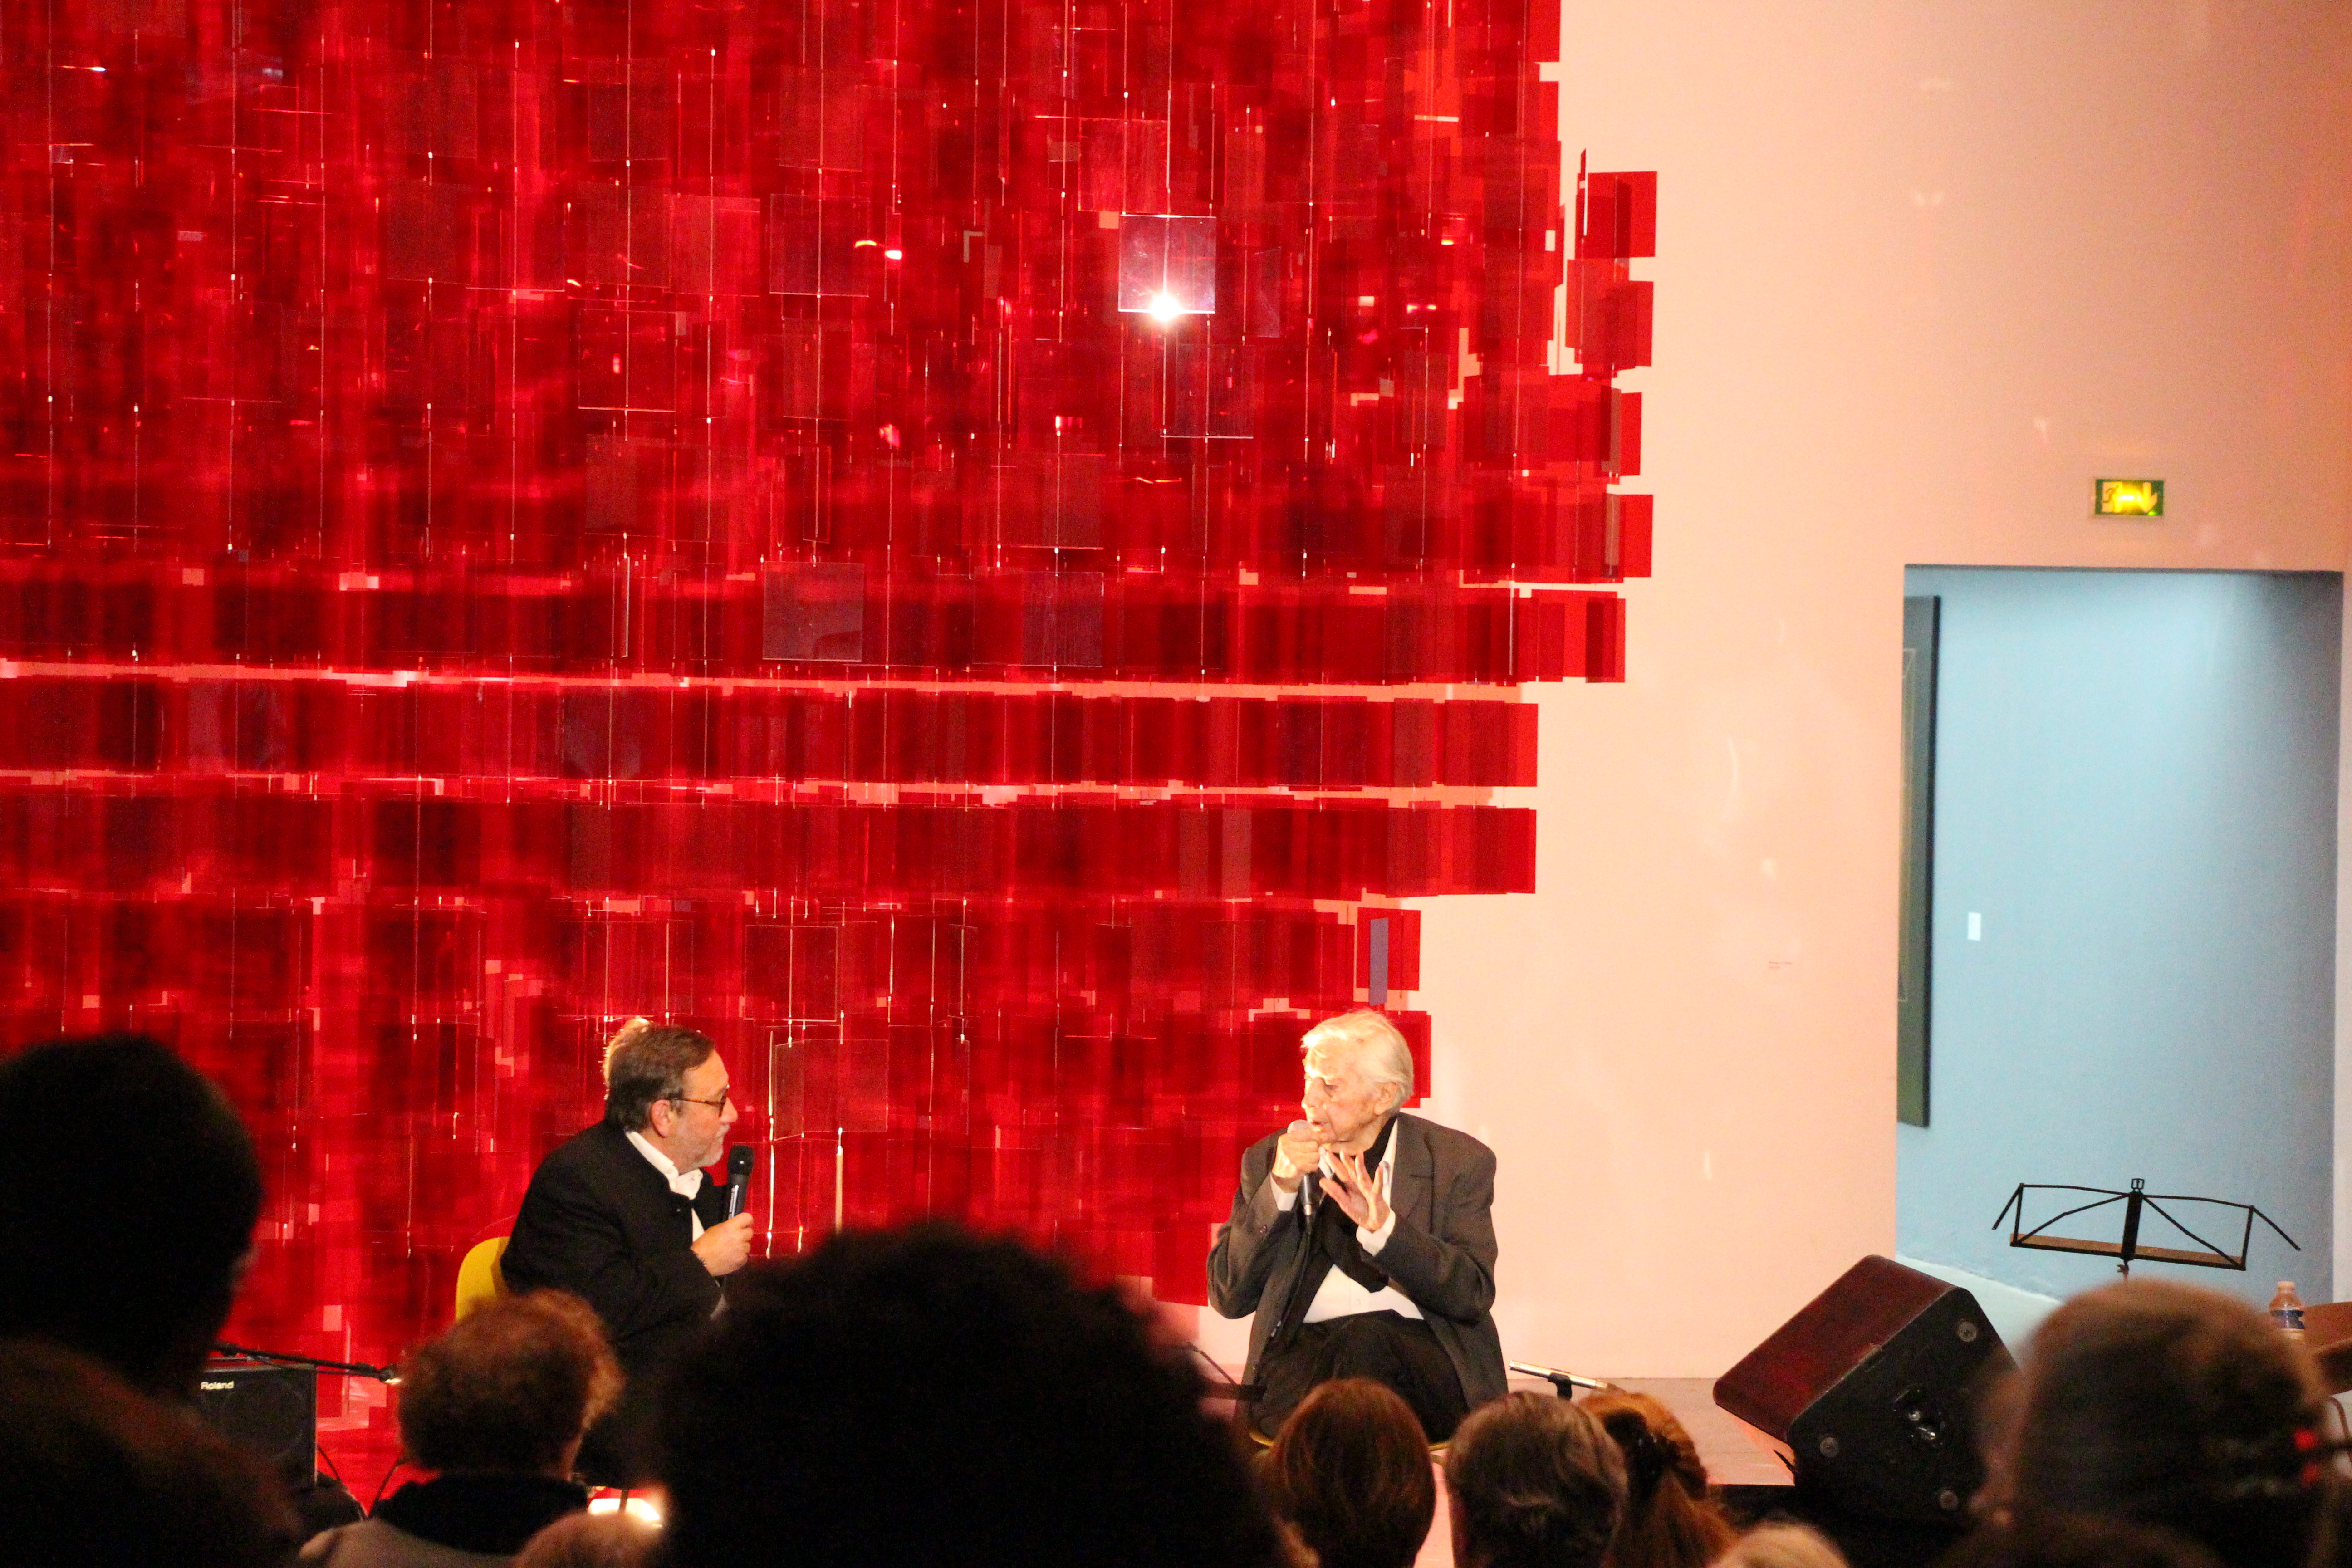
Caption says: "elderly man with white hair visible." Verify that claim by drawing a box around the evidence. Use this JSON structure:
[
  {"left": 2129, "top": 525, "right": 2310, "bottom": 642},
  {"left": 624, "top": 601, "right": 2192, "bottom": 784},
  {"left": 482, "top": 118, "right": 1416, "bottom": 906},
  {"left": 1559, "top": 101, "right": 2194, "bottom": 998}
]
[{"left": 1208, "top": 1008, "right": 1505, "bottom": 1440}]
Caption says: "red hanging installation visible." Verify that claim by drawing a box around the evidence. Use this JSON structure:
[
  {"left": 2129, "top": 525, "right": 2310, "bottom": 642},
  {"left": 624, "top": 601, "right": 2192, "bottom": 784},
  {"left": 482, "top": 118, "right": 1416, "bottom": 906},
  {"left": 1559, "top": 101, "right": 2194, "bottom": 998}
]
[{"left": 0, "top": 0, "right": 1652, "bottom": 1479}]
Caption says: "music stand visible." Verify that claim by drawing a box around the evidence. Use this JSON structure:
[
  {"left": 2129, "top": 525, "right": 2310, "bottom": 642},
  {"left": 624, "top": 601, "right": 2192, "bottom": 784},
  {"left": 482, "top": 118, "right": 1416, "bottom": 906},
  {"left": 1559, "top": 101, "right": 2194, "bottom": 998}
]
[{"left": 1991, "top": 1178, "right": 2298, "bottom": 1278}]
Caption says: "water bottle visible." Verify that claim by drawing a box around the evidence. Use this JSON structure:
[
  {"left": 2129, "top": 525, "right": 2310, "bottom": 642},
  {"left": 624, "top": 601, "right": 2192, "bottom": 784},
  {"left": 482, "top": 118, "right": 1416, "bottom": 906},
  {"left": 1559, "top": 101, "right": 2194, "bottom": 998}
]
[{"left": 2269, "top": 1281, "right": 2307, "bottom": 1339}]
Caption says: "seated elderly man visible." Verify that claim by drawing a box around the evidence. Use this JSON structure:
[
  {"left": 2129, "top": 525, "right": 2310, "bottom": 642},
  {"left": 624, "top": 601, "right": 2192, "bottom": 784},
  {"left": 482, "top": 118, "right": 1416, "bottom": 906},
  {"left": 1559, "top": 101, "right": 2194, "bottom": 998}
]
[
  {"left": 1208, "top": 1007, "right": 1505, "bottom": 1441},
  {"left": 301, "top": 1291, "right": 618, "bottom": 1566}
]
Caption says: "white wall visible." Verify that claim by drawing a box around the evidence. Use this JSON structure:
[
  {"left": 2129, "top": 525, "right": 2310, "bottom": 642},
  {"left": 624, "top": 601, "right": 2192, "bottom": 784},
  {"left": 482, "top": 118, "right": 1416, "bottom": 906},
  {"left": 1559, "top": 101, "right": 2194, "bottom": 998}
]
[{"left": 1408, "top": 1, "right": 2352, "bottom": 1376}]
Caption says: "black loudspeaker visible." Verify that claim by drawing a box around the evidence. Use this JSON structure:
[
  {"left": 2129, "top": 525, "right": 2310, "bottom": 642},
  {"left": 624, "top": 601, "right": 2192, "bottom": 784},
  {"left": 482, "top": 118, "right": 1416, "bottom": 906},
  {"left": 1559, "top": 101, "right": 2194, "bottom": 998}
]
[
  {"left": 1715, "top": 1255, "right": 2013, "bottom": 1524},
  {"left": 194, "top": 1359, "right": 317, "bottom": 1483}
]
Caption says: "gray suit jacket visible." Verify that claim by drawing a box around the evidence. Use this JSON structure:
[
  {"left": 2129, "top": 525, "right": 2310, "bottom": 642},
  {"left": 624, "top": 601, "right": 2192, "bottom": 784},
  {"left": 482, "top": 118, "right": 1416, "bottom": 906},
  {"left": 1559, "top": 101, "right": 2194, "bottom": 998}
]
[{"left": 1206, "top": 1112, "right": 1507, "bottom": 1413}]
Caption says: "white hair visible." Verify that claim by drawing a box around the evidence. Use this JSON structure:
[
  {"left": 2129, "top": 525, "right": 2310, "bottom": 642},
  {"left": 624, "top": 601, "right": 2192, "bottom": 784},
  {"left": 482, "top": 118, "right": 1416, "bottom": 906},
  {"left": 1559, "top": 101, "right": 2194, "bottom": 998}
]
[{"left": 1301, "top": 1009, "right": 1415, "bottom": 1110}]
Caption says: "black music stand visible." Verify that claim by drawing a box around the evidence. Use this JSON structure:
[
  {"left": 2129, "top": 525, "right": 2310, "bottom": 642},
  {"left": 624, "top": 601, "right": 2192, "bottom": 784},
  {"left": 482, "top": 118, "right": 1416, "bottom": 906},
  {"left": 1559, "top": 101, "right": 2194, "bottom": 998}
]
[{"left": 1991, "top": 1178, "right": 2298, "bottom": 1278}]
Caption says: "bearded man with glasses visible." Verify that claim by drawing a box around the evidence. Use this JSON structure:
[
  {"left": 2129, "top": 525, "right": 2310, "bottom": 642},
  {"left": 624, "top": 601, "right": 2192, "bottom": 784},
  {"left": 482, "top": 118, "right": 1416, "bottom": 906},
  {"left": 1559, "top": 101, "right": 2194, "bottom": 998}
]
[{"left": 504, "top": 1019, "right": 752, "bottom": 1485}]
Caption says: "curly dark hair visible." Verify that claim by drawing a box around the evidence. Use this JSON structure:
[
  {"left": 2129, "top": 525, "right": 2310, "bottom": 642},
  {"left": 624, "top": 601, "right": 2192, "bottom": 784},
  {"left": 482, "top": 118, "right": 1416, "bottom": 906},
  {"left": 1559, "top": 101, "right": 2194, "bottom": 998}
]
[
  {"left": 1581, "top": 1389, "right": 1735, "bottom": 1568},
  {"left": 1263, "top": 1377, "right": 1436, "bottom": 1568},
  {"left": 397, "top": 1291, "right": 622, "bottom": 1474},
  {"left": 1985, "top": 1280, "right": 2332, "bottom": 1568},
  {"left": 601, "top": 1020, "right": 714, "bottom": 1132},
  {"left": 1445, "top": 1392, "right": 1627, "bottom": 1568},
  {"left": 658, "top": 1224, "right": 1287, "bottom": 1568}
]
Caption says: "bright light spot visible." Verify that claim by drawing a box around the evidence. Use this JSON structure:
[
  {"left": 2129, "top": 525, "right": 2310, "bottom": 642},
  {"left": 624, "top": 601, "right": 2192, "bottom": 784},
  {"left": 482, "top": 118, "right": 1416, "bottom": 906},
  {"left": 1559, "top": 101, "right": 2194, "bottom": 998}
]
[
  {"left": 853, "top": 238, "right": 878, "bottom": 248},
  {"left": 587, "top": 1496, "right": 666, "bottom": 1525},
  {"left": 1145, "top": 291, "right": 1183, "bottom": 325},
  {"left": 883, "top": 249, "right": 902, "bottom": 260}
]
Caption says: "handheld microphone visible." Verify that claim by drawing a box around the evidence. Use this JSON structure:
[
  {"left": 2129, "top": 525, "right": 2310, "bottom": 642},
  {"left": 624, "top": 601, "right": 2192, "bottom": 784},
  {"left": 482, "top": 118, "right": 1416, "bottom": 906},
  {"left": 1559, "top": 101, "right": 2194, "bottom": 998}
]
[{"left": 724, "top": 1145, "right": 754, "bottom": 1219}]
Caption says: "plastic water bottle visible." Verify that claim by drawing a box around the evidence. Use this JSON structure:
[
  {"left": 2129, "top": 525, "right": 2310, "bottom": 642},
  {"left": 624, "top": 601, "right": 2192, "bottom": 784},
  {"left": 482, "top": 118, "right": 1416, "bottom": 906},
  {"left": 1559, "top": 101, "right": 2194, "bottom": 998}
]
[{"left": 2269, "top": 1281, "right": 2307, "bottom": 1339}]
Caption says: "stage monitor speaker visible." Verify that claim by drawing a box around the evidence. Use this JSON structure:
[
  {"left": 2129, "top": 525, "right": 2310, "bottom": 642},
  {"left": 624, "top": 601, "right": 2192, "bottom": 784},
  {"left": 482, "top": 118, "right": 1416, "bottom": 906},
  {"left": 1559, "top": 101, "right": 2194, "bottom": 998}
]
[
  {"left": 195, "top": 1358, "right": 317, "bottom": 1483},
  {"left": 1715, "top": 1254, "right": 2013, "bottom": 1524},
  {"left": 2302, "top": 1300, "right": 2352, "bottom": 1394}
]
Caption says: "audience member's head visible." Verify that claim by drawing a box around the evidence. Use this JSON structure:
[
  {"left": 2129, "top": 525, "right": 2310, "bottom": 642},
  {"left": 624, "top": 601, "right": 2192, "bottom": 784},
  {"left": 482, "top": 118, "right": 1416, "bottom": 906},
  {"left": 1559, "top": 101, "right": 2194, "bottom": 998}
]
[
  {"left": 1582, "top": 1390, "right": 1735, "bottom": 1568},
  {"left": 659, "top": 1224, "right": 1285, "bottom": 1568},
  {"left": 514, "top": 1510, "right": 665, "bottom": 1568},
  {"left": 1263, "top": 1377, "right": 1437, "bottom": 1568},
  {"left": 0, "top": 1034, "right": 263, "bottom": 1400},
  {"left": 1982, "top": 1280, "right": 2329, "bottom": 1568},
  {"left": 1445, "top": 1392, "right": 1627, "bottom": 1568},
  {"left": 1707, "top": 1522, "right": 1848, "bottom": 1568},
  {"left": 397, "top": 1290, "right": 621, "bottom": 1477},
  {"left": 1939, "top": 1515, "right": 2226, "bottom": 1568},
  {"left": 0, "top": 1335, "right": 298, "bottom": 1568},
  {"left": 601, "top": 1018, "right": 715, "bottom": 1132}
]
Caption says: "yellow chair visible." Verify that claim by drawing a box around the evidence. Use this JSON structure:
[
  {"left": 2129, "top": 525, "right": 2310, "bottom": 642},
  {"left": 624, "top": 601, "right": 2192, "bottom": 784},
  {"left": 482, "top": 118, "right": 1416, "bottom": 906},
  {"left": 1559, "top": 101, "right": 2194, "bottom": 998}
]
[{"left": 454, "top": 1234, "right": 511, "bottom": 1320}]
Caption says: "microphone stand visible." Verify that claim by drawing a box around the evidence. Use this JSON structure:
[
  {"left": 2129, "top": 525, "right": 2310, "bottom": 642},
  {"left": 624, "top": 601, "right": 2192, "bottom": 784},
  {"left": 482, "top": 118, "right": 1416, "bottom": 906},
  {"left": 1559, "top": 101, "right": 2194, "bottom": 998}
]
[
  {"left": 1187, "top": 1343, "right": 1265, "bottom": 1403},
  {"left": 209, "top": 1342, "right": 399, "bottom": 1507},
  {"left": 1509, "top": 1360, "right": 1608, "bottom": 1397},
  {"left": 213, "top": 1340, "right": 400, "bottom": 1385}
]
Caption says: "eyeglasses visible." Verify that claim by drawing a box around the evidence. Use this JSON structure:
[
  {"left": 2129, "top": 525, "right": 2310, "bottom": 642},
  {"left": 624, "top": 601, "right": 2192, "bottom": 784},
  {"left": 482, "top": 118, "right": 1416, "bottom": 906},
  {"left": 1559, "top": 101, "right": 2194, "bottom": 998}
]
[{"left": 671, "top": 1087, "right": 732, "bottom": 1112}]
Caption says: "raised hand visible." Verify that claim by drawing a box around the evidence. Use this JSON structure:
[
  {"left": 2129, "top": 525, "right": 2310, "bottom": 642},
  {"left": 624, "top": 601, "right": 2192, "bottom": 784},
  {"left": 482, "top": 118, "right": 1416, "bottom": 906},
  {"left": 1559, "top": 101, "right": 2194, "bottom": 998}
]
[{"left": 1318, "top": 1148, "right": 1390, "bottom": 1234}]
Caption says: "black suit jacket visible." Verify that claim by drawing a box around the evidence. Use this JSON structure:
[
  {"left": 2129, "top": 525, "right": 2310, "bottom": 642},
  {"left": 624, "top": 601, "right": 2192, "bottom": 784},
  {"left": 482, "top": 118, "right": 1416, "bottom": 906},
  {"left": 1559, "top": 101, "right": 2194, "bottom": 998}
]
[
  {"left": 1205, "top": 1112, "right": 1508, "bottom": 1414},
  {"left": 501, "top": 1121, "right": 730, "bottom": 1481}
]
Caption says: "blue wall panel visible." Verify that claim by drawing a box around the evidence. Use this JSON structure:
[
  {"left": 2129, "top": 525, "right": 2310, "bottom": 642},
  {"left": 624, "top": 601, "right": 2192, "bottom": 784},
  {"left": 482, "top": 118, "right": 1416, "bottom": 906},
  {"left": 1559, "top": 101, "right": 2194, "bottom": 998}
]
[{"left": 1897, "top": 568, "right": 2338, "bottom": 1307}]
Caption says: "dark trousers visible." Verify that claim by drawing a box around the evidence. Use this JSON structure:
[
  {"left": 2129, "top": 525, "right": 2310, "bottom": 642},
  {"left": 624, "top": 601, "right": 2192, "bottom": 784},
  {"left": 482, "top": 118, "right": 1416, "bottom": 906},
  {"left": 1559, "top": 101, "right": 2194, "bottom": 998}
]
[
  {"left": 1255, "top": 1310, "right": 1470, "bottom": 1442},
  {"left": 576, "top": 1400, "right": 647, "bottom": 1489},
  {"left": 575, "top": 1367, "right": 662, "bottom": 1487}
]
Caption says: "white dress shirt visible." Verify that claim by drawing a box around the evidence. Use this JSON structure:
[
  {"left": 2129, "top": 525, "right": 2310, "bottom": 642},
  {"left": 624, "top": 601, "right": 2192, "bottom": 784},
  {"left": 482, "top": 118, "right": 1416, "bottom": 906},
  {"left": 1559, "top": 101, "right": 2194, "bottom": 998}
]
[
  {"left": 1273, "top": 1137, "right": 1424, "bottom": 1323},
  {"left": 626, "top": 1129, "right": 707, "bottom": 1240}
]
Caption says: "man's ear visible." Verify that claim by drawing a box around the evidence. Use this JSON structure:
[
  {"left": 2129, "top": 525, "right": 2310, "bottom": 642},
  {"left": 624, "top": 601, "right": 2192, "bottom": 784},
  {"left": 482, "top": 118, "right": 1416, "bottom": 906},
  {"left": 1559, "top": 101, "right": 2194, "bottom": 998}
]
[{"left": 645, "top": 1098, "right": 675, "bottom": 1140}]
